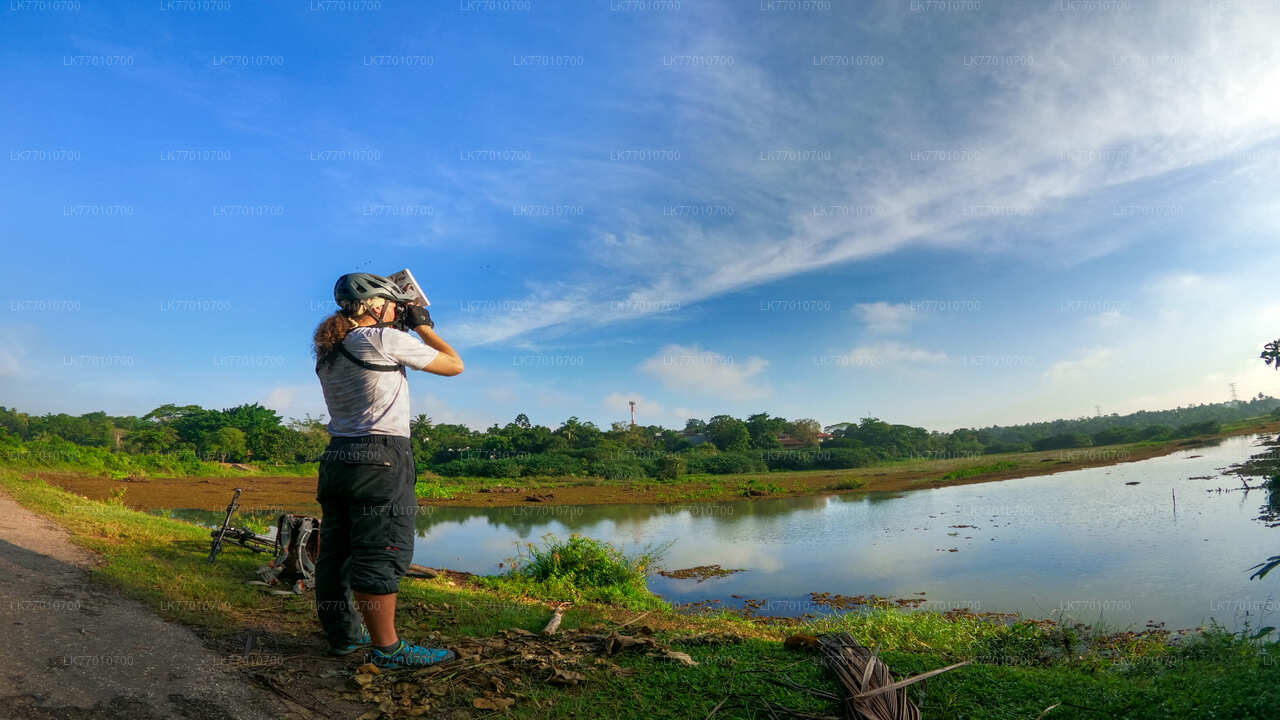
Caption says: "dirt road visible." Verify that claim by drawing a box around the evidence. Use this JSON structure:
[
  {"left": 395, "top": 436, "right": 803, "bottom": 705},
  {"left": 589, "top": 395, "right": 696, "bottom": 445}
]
[{"left": 0, "top": 488, "right": 289, "bottom": 720}]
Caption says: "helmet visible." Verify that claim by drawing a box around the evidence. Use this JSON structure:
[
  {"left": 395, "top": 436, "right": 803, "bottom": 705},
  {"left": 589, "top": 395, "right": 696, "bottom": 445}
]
[{"left": 333, "top": 273, "right": 415, "bottom": 307}]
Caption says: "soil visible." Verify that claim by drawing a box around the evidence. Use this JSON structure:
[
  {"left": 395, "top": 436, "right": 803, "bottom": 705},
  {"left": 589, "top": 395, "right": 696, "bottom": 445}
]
[
  {"left": 0, "top": 487, "right": 300, "bottom": 719},
  {"left": 34, "top": 422, "right": 1280, "bottom": 515}
]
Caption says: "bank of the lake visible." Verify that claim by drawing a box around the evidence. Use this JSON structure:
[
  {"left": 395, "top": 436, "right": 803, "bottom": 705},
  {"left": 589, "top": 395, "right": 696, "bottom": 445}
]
[
  {"left": 30, "top": 416, "right": 1280, "bottom": 513},
  {"left": 2, "top": 468, "right": 1278, "bottom": 719}
]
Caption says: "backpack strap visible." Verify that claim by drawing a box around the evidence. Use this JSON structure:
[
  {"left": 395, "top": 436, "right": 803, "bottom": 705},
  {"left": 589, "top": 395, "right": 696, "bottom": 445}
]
[{"left": 335, "top": 342, "right": 402, "bottom": 372}]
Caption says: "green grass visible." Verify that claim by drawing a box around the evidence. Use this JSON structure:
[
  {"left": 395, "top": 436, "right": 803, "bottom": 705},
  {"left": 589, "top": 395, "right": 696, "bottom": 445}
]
[
  {"left": 413, "top": 479, "right": 463, "bottom": 499},
  {"left": 941, "top": 461, "right": 1020, "bottom": 482},
  {"left": 4, "top": 469, "right": 1280, "bottom": 719},
  {"left": 0, "top": 434, "right": 317, "bottom": 479},
  {"left": 479, "top": 533, "right": 672, "bottom": 610}
]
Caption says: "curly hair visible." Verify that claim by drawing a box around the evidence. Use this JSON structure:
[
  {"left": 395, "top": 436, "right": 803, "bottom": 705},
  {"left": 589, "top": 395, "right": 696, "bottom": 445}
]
[{"left": 313, "top": 311, "right": 358, "bottom": 367}]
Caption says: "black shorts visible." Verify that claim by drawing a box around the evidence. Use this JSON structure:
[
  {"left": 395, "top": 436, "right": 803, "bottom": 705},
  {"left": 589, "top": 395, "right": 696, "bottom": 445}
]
[{"left": 316, "top": 435, "right": 417, "bottom": 595}]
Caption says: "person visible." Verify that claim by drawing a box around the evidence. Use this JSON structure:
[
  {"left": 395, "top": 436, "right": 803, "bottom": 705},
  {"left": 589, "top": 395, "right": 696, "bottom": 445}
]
[{"left": 311, "top": 272, "right": 464, "bottom": 668}]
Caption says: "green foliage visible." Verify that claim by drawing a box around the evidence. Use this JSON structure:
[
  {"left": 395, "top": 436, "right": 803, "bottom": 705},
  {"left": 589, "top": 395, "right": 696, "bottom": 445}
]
[
  {"left": 487, "top": 533, "right": 670, "bottom": 609},
  {"left": 942, "top": 461, "right": 1018, "bottom": 481},
  {"left": 0, "top": 394, "right": 1274, "bottom": 484},
  {"left": 654, "top": 454, "right": 687, "bottom": 482},
  {"left": 686, "top": 451, "right": 767, "bottom": 475},
  {"left": 706, "top": 415, "right": 751, "bottom": 451},
  {"left": 589, "top": 457, "right": 648, "bottom": 481},
  {"left": 738, "top": 478, "right": 784, "bottom": 496},
  {"left": 414, "top": 480, "right": 462, "bottom": 499}
]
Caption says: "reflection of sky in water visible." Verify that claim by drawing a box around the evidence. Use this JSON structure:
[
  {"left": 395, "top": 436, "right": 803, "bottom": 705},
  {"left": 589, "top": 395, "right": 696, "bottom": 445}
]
[{"left": 408, "top": 435, "right": 1279, "bottom": 631}]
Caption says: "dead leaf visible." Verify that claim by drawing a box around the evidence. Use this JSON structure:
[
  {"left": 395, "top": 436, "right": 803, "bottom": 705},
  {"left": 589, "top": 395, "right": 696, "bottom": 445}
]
[
  {"left": 784, "top": 634, "right": 821, "bottom": 652},
  {"left": 656, "top": 650, "right": 698, "bottom": 666},
  {"left": 548, "top": 668, "right": 587, "bottom": 685},
  {"left": 473, "top": 696, "right": 516, "bottom": 710}
]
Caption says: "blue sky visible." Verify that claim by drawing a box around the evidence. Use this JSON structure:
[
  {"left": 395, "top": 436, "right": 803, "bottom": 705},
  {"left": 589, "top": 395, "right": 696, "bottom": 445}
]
[{"left": 3, "top": 0, "right": 1279, "bottom": 432}]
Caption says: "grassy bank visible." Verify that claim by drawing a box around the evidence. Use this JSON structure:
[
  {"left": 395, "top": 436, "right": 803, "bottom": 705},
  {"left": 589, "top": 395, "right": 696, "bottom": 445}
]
[
  {"left": 0, "top": 433, "right": 317, "bottom": 479},
  {"left": 3, "top": 470, "right": 1278, "bottom": 719},
  {"left": 26, "top": 416, "right": 1280, "bottom": 515}
]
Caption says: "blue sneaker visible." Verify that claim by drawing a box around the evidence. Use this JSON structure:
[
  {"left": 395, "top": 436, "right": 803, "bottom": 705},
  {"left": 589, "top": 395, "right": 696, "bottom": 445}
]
[
  {"left": 370, "top": 639, "right": 457, "bottom": 669},
  {"left": 328, "top": 625, "right": 372, "bottom": 656}
]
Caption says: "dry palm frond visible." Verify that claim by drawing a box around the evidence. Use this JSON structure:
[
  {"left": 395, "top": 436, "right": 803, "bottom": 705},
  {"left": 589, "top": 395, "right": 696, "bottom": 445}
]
[{"left": 817, "top": 633, "right": 971, "bottom": 720}]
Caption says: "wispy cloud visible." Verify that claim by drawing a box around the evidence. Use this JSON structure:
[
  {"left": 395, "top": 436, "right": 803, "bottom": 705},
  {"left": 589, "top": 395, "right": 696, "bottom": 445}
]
[
  {"left": 1046, "top": 348, "right": 1114, "bottom": 382},
  {"left": 854, "top": 302, "right": 918, "bottom": 334},
  {"left": 443, "top": 3, "right": 1280, "bottom": 347},
  {"left": 639, "top": 344, "right": 770, "bottom": 401},
  {"left": 842, "top": 342, "right": 948, "bottom": 368}
]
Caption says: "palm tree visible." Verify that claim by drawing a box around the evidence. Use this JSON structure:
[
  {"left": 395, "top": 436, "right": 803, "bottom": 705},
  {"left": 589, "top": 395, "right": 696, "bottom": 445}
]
[{"left": 1262, "top": 339, "right": 1280, "bottom": 371}]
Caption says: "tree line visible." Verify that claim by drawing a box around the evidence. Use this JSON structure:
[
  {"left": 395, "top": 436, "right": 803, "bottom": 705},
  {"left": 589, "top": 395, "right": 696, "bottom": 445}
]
[{"left": 1, "top": 394, "right": 1275, "bottom": 481}]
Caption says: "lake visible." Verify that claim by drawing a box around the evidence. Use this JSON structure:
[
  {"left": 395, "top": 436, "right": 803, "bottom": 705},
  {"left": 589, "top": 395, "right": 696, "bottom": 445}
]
[{"left": 166, "top": 434, "right": 1279, "bottom": 632}]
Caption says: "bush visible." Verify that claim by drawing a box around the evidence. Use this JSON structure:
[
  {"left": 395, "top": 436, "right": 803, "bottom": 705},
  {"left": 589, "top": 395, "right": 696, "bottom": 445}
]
[
  {"left": 817, "top": 447, "right": 877, "bottom": 470},
  {"left": 654, "top": 454, "right": 687, "bottom": 481},
  {"left": 589, "top": 457, "right": 647, "bottom": 481},
  {"left": 1032, "top": 433, "right": 1093, "bottom": 451},
  {"left": 1174, "top": 420, "right": 1221, "bottom": 438},
  {"left": 983, "top": 441, "right": 1032, "bottom": 454},
  {"left": 686, "top": 451, "right": 766, "bottom": 475},
  {"left": 519, "top": 453, "right": 587, "bottom": 477},
  {"left": 494, "top": 533, "right": 670, "bottom": 608}
]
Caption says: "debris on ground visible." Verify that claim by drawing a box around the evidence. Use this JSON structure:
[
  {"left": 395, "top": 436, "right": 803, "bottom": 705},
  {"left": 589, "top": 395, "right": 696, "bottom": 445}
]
[
  {"left": 334, "top": 608, "right": 703, "bottom": 718},
  {"left": 810, "top": 592, "right": 928, "bottom": 610},
  {"left": 657, "top": 564, "right": 746, "bottom": 582}
]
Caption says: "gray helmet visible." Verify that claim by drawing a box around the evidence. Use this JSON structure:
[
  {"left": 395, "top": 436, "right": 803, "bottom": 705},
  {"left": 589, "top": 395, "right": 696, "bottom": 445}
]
[{"left": 333, "top": 273, "right": 415, "bottom": 307}]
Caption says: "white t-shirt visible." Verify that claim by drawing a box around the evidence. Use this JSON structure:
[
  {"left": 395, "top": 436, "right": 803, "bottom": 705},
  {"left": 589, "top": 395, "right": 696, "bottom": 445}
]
[{"left": 317, "top": 327, "right": 440, "bottom": 438}]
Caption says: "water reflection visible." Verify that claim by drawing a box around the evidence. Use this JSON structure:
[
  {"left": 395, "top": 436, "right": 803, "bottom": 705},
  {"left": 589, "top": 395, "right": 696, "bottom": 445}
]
[{"left": 159, "top": 435, "right": 1279, "bottom": 632}]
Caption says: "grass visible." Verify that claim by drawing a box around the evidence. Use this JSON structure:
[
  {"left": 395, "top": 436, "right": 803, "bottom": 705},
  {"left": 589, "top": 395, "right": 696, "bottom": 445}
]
[
  {"left": 4, "top": 468, "right": 1280, "bottom": 718},
  {"left": 413, "top": 479, "right": 464, "bottom": 499},
  {"left": 479, "top": 533, "right": 672, "bottom": 610},
  {"left": 941, "top": 461, "right": 1020, "bottom": 482}
]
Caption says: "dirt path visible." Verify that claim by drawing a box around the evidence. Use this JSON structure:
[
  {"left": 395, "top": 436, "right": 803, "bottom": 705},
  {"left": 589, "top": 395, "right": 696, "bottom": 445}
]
[{"left": 0, "top": 488, "right": 291, "bottom": 720}]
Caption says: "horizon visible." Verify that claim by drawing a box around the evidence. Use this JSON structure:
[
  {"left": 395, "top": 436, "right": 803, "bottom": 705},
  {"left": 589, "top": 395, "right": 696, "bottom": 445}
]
[
  {"left": 4, "top": 3, "right": 1280, "bottom": 434},
  {"left": 3, "top": 393, "right": 1274, "bottom": 438}
]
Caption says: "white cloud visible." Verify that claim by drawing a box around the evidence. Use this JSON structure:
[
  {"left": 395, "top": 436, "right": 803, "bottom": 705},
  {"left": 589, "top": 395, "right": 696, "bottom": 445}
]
[
  {"left": 443, "top": 3, "right": 1280, "bottom": 347},
  {"left": 639, "top": 344, "right": 770, "bottom": 401},
  {"left": 854, "top": 302, "right": 917, "bottom": 334},
  {"left": 841, "top": 342, "right": 948, "bottom": 368},
  {"left": 1046, "top": 348, "right": 1115, "bottom": 382}
]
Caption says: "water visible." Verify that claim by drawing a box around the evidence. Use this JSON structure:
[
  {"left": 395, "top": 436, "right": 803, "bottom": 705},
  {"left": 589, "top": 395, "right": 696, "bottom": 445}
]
[{"left": 165, "top": 435, "right": 1280, "bottom": 632}]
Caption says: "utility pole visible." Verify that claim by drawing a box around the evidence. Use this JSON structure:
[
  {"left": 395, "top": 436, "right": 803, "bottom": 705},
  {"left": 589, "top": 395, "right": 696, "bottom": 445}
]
[
  {"left": 1229, "top": 383, "right": 1239, "bottom": 405},
  {"left": 629, "top": 400, "right": 636, "bottom": 427},
  {"left": 1095, "top": 405, "right": 1101, "bottom": 417}
]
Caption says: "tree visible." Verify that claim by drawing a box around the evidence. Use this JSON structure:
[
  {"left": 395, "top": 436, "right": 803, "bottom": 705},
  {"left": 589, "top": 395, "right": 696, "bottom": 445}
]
[
  {"left": 746, "top": 412, "right": 786, "bottom": 449},
  {"left": 1262, "top": 339, "right": 1280, "bottom": 371},
  {"left": 513, "top": 413, "right": 532, "bottom": 429},
  {"left": 124, "top": 426, "right": 178, "bottom": 454},
  {"left": 784, "top": 418, "right": 823, "bottom": 448},
  {"left": 706, "top": 415, "right": 750, "bottom": 451},
  {"left": 683, "top": 418, "right": 707, "bottom": 434},
  {"left": 204, "top": 426, "right": 247, "bottom": 462}
]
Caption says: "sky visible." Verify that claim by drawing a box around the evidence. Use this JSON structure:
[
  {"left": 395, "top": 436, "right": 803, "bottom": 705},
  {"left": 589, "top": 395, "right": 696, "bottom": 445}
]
[{"left": 2, "top": 0, "right": 1279, "bottom": 433}]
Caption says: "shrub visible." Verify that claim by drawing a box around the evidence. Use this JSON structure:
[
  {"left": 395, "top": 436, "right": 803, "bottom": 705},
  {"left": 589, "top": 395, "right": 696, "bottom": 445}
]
[
  {"left": 519, "top": 453, "right": 586, "bottom": 477},
  {"left": 589, "top": 457, "right": 647, "bottom": 481},
  {"left": 686, "top": 451, "right": 766, "bottom": 475},
  {"left": 494, "top": 533, "right": 670, "bottom": 608},
  {"left": 654, "top": 454, "right": 687, "bottom": 481}
]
